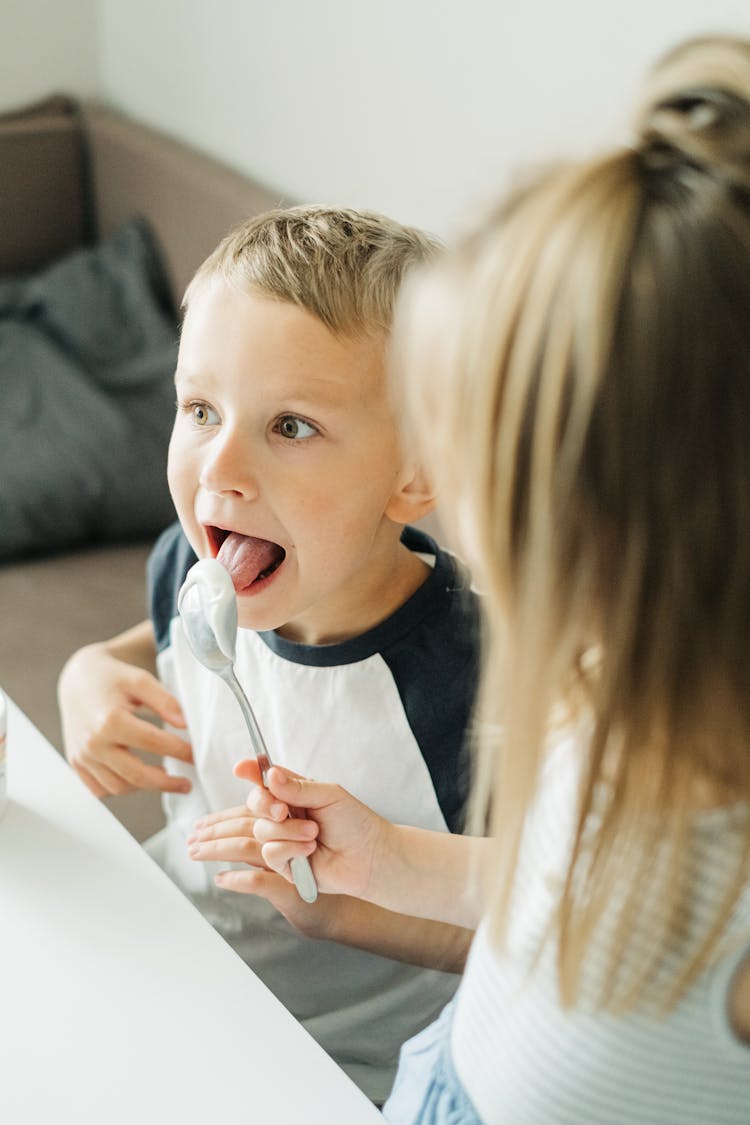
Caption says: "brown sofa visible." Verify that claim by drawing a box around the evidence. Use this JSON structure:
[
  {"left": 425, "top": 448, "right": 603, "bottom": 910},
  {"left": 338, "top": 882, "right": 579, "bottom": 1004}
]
[{"left": 0, "top": 95, "right": 283, "bottom": 839}]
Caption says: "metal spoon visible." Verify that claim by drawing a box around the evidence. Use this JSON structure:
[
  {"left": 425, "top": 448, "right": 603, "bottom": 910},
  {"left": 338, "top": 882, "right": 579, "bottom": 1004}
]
[{"left": 178, "top": 557, "right": 318, "bottom": 903}]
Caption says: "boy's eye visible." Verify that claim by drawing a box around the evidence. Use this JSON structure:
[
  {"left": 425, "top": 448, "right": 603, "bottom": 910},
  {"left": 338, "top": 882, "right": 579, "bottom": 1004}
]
[
  {"left": 276, "top": 415, "right": 317, "bottom": 440},
  {"left": 190, "top": 402, "right": 219, "bottom": 427}
]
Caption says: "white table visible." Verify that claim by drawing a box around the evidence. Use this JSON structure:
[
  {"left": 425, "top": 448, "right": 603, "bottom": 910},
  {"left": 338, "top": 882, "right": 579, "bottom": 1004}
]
[{"left": 0, "top": 696, "right": 381, "bottom": 1124}]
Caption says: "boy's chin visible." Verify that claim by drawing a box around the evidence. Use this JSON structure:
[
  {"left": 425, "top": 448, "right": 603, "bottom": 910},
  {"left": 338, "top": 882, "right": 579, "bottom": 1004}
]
[{"left": 235, "top": 602, "right": 287, "bottom": 634}]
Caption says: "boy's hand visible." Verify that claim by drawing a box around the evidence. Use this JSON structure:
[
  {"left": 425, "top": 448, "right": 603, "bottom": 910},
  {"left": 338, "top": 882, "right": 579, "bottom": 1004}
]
[
  {"left": 231, "top": 758, "right": 389, "bottom": 901},
  {"left": 58, "top": 643, "right": 194, "bottom": 797},
  {"left": 187, "top": 806, "right": 344, "bottom": 941},
  {"left": 187, "top": 804, "right": 267, "bottom": 870}
]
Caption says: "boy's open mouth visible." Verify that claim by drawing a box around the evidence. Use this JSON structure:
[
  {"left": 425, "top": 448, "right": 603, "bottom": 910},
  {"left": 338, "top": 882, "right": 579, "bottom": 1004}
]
[{"left": 207, "top": 527, "right": 286, "bottom": 592}]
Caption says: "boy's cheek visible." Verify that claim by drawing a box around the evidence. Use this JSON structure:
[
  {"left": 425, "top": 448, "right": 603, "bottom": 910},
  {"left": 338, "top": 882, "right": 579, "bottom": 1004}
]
[
  {"left": 166, "top": 452, "right": 200, "bottom": 546},
  {"left": 167, "top": 433, "right": 195, "bottom": 495}
]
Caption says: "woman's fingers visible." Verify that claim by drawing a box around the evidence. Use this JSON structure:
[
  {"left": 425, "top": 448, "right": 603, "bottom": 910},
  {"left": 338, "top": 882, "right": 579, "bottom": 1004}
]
[
  {"left": 253, "top": 815, "right": 318, "bottom": 846},
  {"left": 259, "top": 839, "right": 317, "bottom": 880}
]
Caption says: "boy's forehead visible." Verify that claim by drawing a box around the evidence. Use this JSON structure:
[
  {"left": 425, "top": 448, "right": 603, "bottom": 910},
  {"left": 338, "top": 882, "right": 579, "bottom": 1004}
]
[{"left": 178, "top": 283, "right": 389, "bottom": 399}]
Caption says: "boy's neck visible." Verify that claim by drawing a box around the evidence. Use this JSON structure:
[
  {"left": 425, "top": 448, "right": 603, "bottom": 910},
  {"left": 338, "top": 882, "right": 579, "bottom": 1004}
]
[{"left": 274, "top": 533, "right": 431, "bottom": 647}]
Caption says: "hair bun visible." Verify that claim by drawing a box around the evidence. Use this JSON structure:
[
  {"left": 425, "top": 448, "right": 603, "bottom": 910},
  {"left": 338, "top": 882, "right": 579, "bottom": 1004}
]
[{"left": 633, "top": 37, "right": 750, "bottom": 185}]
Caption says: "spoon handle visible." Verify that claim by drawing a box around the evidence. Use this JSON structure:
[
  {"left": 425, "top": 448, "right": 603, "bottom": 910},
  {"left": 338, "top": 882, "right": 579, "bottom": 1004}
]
[
  {"left": 220, "top": 669, "right": 319, "bottom": 904},
  {"left": 221, "top": 668, "right": 273, "bottom": 777}
]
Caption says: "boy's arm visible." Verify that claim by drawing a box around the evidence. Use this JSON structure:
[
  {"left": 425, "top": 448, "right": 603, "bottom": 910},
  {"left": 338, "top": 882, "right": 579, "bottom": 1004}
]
[
  {"left": 188, "top": 800, "right": 475, "bottom": 970},
  {"left": 58, "top": 619, "right": 194, "bottom": 798},
  {"left": 322, "top": 900, "right": 474, "bottom": 972}
]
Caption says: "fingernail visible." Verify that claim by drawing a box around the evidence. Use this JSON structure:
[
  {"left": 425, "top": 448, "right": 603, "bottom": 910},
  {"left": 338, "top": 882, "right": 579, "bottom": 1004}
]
[
  {"left": 194, "top": 817, "right": 205, "bottom": 828},
  {"left": 270, "top": 802, "right": 287, "bottom": 820},
  {"left": 188, "top": 845, "right": 200, "bottom": 858}
]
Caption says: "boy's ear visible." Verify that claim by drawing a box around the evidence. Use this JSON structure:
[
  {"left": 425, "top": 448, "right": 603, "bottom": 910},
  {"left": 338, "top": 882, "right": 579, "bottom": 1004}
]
[{"left": 384, "top": 462, "right": 437, "bottom": 525}]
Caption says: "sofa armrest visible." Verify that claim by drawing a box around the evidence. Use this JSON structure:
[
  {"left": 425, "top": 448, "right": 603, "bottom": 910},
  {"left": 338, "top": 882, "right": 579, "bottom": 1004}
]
[
  {"left": 82, "top": 103, "right": 287, "bottom": 310},
  {"left": 0, "top": 95, "right": 90, "bottom": 276}
]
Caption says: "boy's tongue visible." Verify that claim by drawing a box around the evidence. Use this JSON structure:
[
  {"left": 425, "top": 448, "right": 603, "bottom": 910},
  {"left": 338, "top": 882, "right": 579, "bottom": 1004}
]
[{"left": 216, "top": 532, "right": 283, "bottom": 591}]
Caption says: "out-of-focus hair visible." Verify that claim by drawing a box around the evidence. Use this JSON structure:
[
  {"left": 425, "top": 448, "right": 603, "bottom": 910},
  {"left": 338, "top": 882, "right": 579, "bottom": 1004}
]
[{"left": 396, "top": 35, "right": 750, "bottom": 1011}]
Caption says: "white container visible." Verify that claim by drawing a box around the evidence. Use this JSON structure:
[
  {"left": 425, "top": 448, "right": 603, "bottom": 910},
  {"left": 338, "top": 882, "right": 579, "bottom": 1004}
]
[{"left": 0, "top": 688, "right": 6, "bottom": 818}]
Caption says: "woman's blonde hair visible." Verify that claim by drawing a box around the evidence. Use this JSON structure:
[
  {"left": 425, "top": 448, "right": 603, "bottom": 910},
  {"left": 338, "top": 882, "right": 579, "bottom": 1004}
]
[
  {"left": 184, "top": 204, "right": 440, "bottom": 335},
  {"left": 397, "top": 36, "right": 750, "bottom": 1011}
]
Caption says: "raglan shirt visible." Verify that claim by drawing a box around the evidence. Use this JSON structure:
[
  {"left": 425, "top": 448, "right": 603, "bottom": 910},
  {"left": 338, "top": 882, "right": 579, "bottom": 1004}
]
[{"left": 147, "top": 522, "right": 480, "bottom": 1102}]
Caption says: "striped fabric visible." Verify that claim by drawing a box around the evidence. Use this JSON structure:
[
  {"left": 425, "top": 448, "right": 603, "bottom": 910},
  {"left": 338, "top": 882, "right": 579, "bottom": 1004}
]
[{"left": 452, "top": 744, "right": 750, "bottom": 1124}]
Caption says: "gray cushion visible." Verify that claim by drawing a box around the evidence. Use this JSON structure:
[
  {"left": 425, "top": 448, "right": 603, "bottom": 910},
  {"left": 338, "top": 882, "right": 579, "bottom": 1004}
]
[{"left": 0, "top": 218, "right": 178, "bottom": 560}]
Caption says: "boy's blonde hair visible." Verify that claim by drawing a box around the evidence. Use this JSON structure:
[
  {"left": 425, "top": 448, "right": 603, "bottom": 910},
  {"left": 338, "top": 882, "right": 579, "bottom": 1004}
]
[
  {"left": 397, "top": 36, "right": 750, "bottom": 1012},
  {"left": 184, "top": 204, "right": 440, "bottom": 335}
]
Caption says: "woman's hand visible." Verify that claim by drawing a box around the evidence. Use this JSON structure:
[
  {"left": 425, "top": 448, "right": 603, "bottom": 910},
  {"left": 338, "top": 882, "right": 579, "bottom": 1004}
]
[
  {"left": 234, "top": 758, "right": 488, "bottom": 928},
  {"left": 226, "top": 758, "right": 389, "bottom": 900},
  {"left": 189, "top": 781, "right": 474, "bottom": 970}
]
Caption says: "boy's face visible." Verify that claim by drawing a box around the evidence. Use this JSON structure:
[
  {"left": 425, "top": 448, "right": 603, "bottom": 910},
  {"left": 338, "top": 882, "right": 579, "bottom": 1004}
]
[{"left": 169, "top": 280, "right": 412, "bottom": 644}]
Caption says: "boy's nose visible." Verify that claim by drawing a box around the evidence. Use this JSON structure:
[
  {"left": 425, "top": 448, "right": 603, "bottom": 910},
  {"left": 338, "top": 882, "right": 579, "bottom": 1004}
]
[{"left": 199, "top": 431, "right": 260, "bottom": 499}]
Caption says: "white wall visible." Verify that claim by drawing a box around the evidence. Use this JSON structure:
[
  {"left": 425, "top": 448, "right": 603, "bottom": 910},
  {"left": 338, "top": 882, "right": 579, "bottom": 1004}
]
[
  {"left": 96, "top": 0, "right": 750, "bottom": 237},
  {"left": 2, "top": 1, "right": 750, "bottom": 237},
  {"left": 0, "top": 0, "right": 98, "bottom": 109}
]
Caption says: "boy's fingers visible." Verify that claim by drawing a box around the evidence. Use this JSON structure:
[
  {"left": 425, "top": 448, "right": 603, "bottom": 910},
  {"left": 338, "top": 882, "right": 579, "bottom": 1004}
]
[
  {"left": 189, "top": 814, "right": 253, "bottom": 841},
  {"left": 253, "top": 816, "right": 318, "bottom": 846},
  {"left": 109, "top": 712, "right": 194, "bottom": 763},
  {"left": 71, "top": 762, "right": 108, "bottom": 798},
  {"left": 194, "top": 805, "right": 249, "bottom": 828},
  {"left": 126, "top": 669, "right": 186, "bottom": 728},
  {"left": 245, "top": 782, "right": 289, "bottom": 823},
  {"left": 215, "top": 866, "right": 310, "bottom": 919},
  {"left": 79, "top": 743, "right": 191, "bottom": 795},
  {"left": 119, "top": 761, "right": 192, "bottom": 794},
  {"left": 188, "top": 836, "right": 264, "bottom": 866},
  {"left": 79, "top": 757, "right": 136, "bottom": 797},
  {"left": 234, "top": 760, "right": 291, "bottom": 822},
  {"left": 233, "top": 758, "right": 265, "bottom": 785},
  {"left": 214, "top": 867, "right": 285, "bottom": 897}
]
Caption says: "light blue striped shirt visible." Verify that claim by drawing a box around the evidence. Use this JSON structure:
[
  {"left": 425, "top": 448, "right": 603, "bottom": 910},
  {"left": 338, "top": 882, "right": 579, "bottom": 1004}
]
[{"left": 452, "top": 747, "right": 750, "bottom": 1123}]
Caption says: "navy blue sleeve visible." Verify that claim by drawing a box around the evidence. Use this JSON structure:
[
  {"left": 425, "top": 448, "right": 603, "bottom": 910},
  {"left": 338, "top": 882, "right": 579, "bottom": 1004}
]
[
  {"left": 147, "top": 521, "right": 197, "bottom": 653},
  {"left": 380, "top": 536, "right": 481, "bottom": 833}
]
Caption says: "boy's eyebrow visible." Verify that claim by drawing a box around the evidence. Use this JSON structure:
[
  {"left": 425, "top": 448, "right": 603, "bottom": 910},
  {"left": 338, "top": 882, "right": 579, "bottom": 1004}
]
[
  {"left": 173, "top": 367, "right": 361, "bottom": 409},
  {"left": 273, "top": 378, "right": 356, "bottom": 408},
  {"left": 173, "top": 366, "right": 202, "bottom": 386}
]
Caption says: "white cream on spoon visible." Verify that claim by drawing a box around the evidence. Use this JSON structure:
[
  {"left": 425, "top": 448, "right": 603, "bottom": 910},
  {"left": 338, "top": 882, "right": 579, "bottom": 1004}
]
[{"left": 178, "top": 557, "right": 318, "bottom": 903}]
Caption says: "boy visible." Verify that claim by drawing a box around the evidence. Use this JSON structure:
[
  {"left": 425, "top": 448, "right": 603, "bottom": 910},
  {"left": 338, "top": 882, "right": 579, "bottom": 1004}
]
[{"left": 58, "top": 206, "right": 479, "bottom": 1102}]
